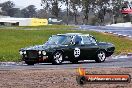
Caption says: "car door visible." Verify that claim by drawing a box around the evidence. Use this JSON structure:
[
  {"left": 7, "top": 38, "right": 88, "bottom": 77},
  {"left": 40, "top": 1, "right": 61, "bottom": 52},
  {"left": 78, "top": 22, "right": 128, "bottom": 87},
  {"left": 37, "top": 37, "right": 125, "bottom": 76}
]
[
  {"left": 71, "top": 35, "right": 91, "bottom": 60},
  {"left": 81, "top": 36, "right": 99, "bottom": 59},
  {"left": 63, "top": 35, "right": 98, "bottom": 60},
  {"left": 64, "top": 35, "right": 84, "bottom": 60}
]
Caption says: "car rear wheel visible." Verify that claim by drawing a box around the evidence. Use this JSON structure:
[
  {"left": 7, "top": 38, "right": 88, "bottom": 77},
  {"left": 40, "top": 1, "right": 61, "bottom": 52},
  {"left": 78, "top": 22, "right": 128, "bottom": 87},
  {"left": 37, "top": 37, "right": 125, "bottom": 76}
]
[
  {"left": 25, "top": 61, "right": 35, "bottom": 65},
  {"left": 95, "top": 50, "right": 106, "bottom": 63},
  {"left": 52, "top": 51, "right": 63, "bottom": 65}
]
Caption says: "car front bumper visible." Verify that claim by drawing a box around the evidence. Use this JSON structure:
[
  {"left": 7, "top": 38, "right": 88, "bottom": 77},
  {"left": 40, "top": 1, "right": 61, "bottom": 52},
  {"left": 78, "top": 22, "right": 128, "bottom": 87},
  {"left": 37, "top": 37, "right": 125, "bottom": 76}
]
[{"left": 22, "top": 55, "right": 52, "bottom": 63}]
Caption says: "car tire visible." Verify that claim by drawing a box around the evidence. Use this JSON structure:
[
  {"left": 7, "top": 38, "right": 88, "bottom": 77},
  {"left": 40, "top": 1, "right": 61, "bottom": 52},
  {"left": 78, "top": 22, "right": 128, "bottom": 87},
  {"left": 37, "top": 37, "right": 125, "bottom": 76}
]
[
  {"left": 25, "top": 61, "right": 35, "bottom": 65},
  {"left": 52, "top": 51, "right": 63, "bottom": 65},
  {"left": 95, "top": 50, "right": 106, "bottom": 63}
]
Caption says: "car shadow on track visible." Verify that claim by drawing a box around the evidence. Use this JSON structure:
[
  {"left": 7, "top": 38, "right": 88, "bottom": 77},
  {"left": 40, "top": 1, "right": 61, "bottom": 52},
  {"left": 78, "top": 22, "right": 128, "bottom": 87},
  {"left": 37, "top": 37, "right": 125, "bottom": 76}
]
[{"left": 38, "top": 60, "right": 113, "bottom": 66}]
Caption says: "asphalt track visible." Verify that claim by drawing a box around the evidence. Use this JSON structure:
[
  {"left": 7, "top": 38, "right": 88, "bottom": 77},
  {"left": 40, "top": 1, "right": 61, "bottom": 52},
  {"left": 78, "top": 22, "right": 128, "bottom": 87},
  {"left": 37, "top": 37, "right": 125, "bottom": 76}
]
[
  {"left": 0, "top": 55, "right": 132, "bottom": 70},
  {"left": 78, "top": 25, "right": 132, "bottom": 37}
]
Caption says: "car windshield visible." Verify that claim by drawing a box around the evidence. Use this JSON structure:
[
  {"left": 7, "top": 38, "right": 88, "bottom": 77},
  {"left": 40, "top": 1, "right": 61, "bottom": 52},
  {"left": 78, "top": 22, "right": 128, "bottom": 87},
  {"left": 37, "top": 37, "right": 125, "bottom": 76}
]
[{"left": 45, "top": 35, "right": 72, "bottom": 45}]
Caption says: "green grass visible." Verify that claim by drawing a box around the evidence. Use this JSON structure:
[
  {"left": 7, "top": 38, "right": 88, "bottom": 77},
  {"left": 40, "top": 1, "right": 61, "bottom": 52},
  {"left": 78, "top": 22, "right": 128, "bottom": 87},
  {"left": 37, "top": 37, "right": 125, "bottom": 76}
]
[
  {"left": 0, "top": 25, "right": 75, "bottom": 30},
  {"left": 0, "top": 26, "right": 132, "bottom": 61}
]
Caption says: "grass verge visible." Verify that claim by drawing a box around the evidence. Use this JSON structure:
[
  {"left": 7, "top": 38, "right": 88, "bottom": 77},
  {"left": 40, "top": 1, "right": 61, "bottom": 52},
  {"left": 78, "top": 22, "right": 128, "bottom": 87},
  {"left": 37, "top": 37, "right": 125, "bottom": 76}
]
[{"left": 0, "top": 25, "right": 75, "bottom": 30}]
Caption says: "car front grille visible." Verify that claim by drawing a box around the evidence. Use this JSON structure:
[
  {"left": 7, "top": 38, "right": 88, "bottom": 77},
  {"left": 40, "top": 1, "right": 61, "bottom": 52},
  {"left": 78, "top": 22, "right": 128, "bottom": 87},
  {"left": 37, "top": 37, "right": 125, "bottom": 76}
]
[{"left": 27, "top": 50, "right": 38, "bottom": 58}]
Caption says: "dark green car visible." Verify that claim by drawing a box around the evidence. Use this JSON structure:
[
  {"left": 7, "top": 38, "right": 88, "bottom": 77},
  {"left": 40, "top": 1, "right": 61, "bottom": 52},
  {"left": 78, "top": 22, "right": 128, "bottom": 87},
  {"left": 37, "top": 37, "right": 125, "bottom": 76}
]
[{"left": 19, "top": 33, "right": 115, "bottom": 65}]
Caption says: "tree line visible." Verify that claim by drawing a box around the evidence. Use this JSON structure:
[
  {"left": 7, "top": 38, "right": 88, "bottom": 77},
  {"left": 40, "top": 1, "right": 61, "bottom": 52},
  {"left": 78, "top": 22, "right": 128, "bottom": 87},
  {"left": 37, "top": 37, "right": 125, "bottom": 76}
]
[
  {"left": 0, "top": 1, "right": 36, "bottom": 18},
  {"left": 0, "top": 0, "right": 132, "bottom": 25}
]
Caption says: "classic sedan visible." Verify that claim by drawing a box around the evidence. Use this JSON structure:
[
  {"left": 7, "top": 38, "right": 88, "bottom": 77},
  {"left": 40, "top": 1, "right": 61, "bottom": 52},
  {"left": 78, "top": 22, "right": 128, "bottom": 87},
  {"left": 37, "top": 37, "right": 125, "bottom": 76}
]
[{"left": 19, "top": 33, "right": 115, "bottom": 65}]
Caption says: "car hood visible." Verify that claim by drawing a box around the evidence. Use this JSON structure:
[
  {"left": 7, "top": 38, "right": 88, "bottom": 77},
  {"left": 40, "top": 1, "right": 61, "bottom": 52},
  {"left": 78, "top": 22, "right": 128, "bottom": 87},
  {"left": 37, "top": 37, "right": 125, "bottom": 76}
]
[{"left": 20, "top": 44, "right": 61, "bottom": 51}]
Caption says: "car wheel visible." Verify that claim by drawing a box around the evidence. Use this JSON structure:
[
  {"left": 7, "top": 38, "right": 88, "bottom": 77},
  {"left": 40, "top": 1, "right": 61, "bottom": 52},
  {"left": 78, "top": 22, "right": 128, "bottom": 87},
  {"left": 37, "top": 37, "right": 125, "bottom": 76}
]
[
  {"left": 25, "top": 61, "right": 35, "bottom": 65},
  {"left": 52, "top": 51, "right": 63, "bottom": 65},
  {"left": 95, "top": 50, "right": 106, "bottom": 63}
]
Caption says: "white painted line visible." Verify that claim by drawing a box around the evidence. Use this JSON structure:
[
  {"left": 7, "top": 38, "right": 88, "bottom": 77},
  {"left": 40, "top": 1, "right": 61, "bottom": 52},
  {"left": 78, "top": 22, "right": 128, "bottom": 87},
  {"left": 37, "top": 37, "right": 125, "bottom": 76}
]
[
  {"left": 113, "top": 33, "right": 118, "bottom": 35},
  {"left": 109, "top": 32, "right": 113, "bottom": 34},
  {"left": 128, "top": 36, "right": 132, "bottom": 38},
  {"left": 112, "top": 55, "right": 128, "bottom": 59},
  {"left": 117, "top": 34, "right": 122, "bottom": 36},
  {"left": 127, "top": 53, "right": 132, "bottom": 57},
  {"left": 122, "top": 35, "right": 127, "bottom": 37}
]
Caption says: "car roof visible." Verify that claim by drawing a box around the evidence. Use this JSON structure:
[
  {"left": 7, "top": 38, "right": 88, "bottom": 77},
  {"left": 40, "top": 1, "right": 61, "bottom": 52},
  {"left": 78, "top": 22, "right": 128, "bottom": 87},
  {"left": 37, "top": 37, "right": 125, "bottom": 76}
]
[{"left": 57, "top": 33, "right": 91, "bottom": 37}]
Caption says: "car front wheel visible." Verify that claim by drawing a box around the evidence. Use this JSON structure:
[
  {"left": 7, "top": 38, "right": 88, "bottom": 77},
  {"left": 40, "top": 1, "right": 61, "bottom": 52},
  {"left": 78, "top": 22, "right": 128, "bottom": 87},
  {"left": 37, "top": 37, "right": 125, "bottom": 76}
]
[
  {"left": 95, "top": 50, "right": 106, "bottom": 63},
  {"left": 52, "top": 51, "right": 63, "bottom": 65}
]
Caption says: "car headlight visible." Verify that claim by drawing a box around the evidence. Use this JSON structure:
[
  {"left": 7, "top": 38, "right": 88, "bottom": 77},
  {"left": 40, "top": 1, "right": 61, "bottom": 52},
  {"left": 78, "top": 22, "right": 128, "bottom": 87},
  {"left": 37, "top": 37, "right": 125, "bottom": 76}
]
[
  {"left": 42, "top": 51, "right": 46, "bottom": 55},
  {"left": 23, "top": 51, "right": 26, "bottom": 54},
  {"left": 19, "top": 51, "right": 23, "bottom": 55},
  {"left": 38, "top": 51, "right": 42, "bottom": 55}
]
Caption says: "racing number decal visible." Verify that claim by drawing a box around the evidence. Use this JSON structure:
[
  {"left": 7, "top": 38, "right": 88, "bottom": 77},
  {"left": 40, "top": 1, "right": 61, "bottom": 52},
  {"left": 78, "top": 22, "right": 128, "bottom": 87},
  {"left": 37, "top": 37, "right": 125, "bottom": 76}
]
[{"left": 74, "top": 48, "right": 80, "bottom": 58}]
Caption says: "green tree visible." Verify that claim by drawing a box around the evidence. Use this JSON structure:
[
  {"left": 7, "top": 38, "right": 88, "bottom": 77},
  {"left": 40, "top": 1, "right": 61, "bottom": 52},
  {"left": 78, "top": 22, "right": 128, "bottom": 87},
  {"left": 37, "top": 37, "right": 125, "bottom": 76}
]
[
  {"left": 93, "top": 0, "right": 109, "bottom": 24},
  {"left": 41, "top": 0, "right": 62, "bottom": 18},
  {"left": 0, "top": 1, "right": 15, "bottom": 16},
  {"left": 70, "top": 0, "right": 81, "bottom": 24},
  {"left": 81, "top": 0, "right": 96, "bottom": 24},
  {"left": 36, "top": 9, "right": 48, "bottom": 18},
  {"left": 51, "top": 0, "right": 60, "bottom": 18},
  {"left": 111, "top": 0, "right": 124, "bottom": 23},
  {"left": 21, "top": 5, "right": 36, "bottom": 18}
]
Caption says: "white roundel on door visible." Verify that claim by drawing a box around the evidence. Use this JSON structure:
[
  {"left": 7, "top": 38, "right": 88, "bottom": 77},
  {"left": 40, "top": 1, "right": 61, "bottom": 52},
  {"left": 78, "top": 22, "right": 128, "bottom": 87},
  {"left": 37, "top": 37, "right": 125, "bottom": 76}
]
[{"left": 74, "top": 48, "right": 80, "bottom": 58}]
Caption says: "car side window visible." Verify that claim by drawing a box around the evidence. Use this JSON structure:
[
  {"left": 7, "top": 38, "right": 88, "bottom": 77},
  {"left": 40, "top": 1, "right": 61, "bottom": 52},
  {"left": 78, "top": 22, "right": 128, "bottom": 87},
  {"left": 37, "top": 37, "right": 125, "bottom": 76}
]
[
  {"left": 62, "top": 36, "right": 73, "bottom": 45},
  {"left": 82, "top": 36, "right": 92, "bottom": 44},
  {"left": 89, "top": 37, "right": 97, "bottom": 44},
  {"left": 74, "top": 35, "right": 83, "bottom": 44}
]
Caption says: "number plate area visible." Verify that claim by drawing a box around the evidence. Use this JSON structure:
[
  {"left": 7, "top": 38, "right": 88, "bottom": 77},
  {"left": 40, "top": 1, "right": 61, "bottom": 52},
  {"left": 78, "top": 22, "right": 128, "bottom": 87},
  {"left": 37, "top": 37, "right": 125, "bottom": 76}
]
[{"left": 27, "top": 50, "right": 38, "bottom": 58}]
